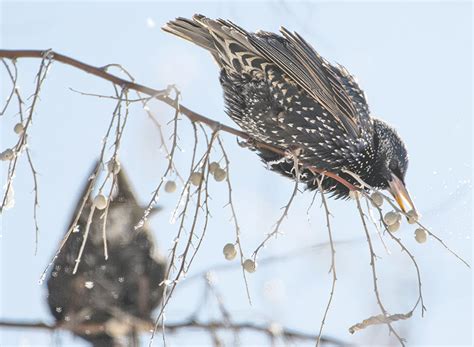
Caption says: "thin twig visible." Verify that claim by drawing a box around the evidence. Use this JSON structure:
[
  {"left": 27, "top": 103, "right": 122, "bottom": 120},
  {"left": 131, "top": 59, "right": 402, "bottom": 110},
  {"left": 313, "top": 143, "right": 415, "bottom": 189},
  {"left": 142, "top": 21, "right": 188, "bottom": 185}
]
[
  {"left": 0, "top": 58, "right": 18, "bottom": 115},
  {"left": 382, "top": 193, "right": 470, "bottom": 268},
  {"left": 25, "top": 148, "right": 40, "bottom": 255},
  {"left": 364, "top": 193, "right": 426, "bottom": 315},
  {"left": 315, "top": 176, "right": 337, "bottom": 347},
  {"left": 150, "top": 128, "right": 218, "bottom": 346},
  {"left": 354, "top": 197, "right": 405, "bottom": 346},
  {"left": 40, "top": 88, "right": 126, "bottom": 283},
  {"left": 217, "top": 135, "right": 252, "bottom": 304},
  {"left": 137, "top": 93, "right": 182, "bottom": 230},
  {"left": 253, "top": 151, "right": 301, "bottom": 259},
  {"left": 1, "top": 53, "right": 52, "bottom": 254}
]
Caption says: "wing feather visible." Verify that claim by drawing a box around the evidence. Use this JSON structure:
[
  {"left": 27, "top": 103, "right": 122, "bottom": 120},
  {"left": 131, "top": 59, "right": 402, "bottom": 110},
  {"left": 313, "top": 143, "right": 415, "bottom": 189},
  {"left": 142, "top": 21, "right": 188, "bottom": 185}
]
[
  {"left": 164, "top": 15, "right": 371, "bottom": 140},
  {"left": 209, "top": 17, "right": 368, "bottom": 138}
]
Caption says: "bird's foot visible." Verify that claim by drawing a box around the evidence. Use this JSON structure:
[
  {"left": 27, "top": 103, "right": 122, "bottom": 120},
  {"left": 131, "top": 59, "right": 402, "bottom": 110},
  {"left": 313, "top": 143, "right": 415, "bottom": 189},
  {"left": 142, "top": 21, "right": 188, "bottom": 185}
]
[
  {"left": 237, "top": 136, "right": 258, "bottom": 151},
  {"left": 284, "top": 146, "right": 304, "bottom": 177},
  {"left": 284, "top": 146, "right": 303, "bottom": 159}
]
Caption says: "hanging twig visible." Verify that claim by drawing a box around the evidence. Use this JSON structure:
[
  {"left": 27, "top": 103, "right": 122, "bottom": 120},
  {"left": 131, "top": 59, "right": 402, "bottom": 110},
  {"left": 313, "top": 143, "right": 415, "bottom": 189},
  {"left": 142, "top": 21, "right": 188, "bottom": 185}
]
[
  {"left": 314, "top": 176, "right": 337, "bottom": 347},
  {"left": 354, "top": 196, "right": 406, "bottom": 346}
]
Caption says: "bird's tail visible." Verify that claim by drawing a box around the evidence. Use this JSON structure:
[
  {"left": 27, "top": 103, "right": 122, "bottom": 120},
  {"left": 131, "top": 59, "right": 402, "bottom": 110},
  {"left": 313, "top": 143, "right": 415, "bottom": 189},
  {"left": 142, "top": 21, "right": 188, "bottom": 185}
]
[
  {"left": 162, "top": 15, "right": 220, "bottom": 61},
  {"left": 162, "top": 14, "right": 261, "bottom": 74}
]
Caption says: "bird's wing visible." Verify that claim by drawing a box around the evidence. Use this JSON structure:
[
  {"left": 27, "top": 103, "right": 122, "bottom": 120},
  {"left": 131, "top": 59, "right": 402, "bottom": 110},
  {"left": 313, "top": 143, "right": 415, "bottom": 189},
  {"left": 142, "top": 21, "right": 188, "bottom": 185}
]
[
  {"left": 328, "top": 63, "right": 373, "bottom": 134},
  {"left": 250, "top": 28, "right": 370, "bottom": 139},
  {"left": 197, "top": 16, "right": 370, "bottom": 139},
  {"left": 167, "top": 15, "right": 371, "bottom": 139}
]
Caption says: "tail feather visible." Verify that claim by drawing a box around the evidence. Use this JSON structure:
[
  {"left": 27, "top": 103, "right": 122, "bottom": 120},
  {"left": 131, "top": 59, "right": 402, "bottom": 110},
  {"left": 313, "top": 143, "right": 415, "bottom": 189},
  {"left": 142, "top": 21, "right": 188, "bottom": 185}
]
[
  {"left": 162, "top": 16, "right": 219, "bottom": 61},
  {"left": 163, "top": 14, "right": 265, "bottom": 75}
]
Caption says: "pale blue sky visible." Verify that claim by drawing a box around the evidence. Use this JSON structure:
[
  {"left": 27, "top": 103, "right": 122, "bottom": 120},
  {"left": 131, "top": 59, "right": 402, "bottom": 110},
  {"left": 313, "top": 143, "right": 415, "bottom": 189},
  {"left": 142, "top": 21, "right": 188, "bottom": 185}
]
[{"left": 1, "top": 1, "right": 472, "bottom": 346}]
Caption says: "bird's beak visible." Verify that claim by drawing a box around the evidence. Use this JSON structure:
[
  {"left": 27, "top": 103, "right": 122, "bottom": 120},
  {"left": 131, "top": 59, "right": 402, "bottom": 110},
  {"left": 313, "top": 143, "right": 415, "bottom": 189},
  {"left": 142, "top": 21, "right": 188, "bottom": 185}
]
[{"left": 387, "top": 174, "right": 416, "bottom": 214}]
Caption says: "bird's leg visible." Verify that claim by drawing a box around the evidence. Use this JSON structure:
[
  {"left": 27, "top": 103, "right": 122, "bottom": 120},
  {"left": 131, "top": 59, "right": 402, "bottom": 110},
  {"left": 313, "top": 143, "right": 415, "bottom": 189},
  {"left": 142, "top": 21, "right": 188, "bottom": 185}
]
[
  {"left": 284, "top": 146, "right": 304, "bottom": 178},
  {"left": 236, "top": 136, "right": 258, "bottom": 151},
  {"left": 264, "top": 146, "right": 303, "bottom": 175}
]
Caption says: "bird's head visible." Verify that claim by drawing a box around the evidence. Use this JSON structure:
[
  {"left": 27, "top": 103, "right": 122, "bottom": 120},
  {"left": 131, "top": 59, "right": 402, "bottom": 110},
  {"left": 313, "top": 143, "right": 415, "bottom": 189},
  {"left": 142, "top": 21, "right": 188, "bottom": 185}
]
[{"left": 372, "top": 118, "right": 416, "bottom": 214}]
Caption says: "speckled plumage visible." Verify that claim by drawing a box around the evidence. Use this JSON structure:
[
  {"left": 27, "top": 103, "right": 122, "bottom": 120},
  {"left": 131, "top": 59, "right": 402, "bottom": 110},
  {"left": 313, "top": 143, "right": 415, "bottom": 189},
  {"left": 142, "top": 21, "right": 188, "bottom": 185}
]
[
  {"left": 47, "top": 164, "right": 166, "bottom": 346},
  {"left": 163, "top": 15, "right": 410, "bottom": 198}
]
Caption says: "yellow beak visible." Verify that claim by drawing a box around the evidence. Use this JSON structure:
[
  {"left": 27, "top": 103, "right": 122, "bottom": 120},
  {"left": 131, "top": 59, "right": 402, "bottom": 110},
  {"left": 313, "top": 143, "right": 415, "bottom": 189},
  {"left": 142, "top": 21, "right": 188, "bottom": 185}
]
[{"left": 387, "top": 174, "right": 416, "bottom": 214}]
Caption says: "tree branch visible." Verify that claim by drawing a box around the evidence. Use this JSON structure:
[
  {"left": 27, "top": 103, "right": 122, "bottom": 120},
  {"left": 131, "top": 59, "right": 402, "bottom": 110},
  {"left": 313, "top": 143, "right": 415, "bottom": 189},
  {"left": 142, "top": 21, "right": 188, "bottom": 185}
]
[
  {"left": 0, "top": 49, "right": 356, "bottom": 191},
  {"left": 0, "top": 319, "right": 347, "bottom": 345}
]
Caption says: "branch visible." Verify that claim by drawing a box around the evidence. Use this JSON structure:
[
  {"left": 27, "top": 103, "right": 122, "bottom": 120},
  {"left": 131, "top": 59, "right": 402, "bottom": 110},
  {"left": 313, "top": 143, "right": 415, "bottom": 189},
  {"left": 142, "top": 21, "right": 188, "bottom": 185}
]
[
  {"left": 0, "top": 49, "right": 356, "bottom": 192},
  {"left": 0, "top": 319, "right": 347, "bottom": 345}
]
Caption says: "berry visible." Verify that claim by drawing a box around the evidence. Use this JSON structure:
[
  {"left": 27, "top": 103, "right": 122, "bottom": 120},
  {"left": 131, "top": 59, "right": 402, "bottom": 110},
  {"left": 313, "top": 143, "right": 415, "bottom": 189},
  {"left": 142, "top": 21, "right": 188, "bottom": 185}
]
[
  {"left": 243, "top": 259, "right": 257, "bottom": 273},
  {"left": 209, "top": 161, "right": 220, "bottom": 174},
  {"left": 415, "top": 228, "right": 427, "bottom": 243},
  {"left": 383, "top": 211, "right": 400, "bottom": 226},
  {"left": 213, "top": 168, "right": 227, "bottom": 182},
  {"left": 387, "top": 220, "right": 401, "bottom": 232},
  {"left": 370, "top": 192, "right": 384, "bottom": 207},
  {"left": 93, "top": 194, "right": 108, "bottom": 210},
  {"left": 223, "top": 243, "right": 237, "bottom": 260},
  {"left": 164, "top": 180, "right": 177, "bottom": 193},
  {"left": 190, "top": 172, "right": 203, "bottom": 186},
  {"left": 107, "top": 159, "right": 121, "bottom": 175},
  {"left": 0, "top": 148, "right": 14, "bottom": 161},
  {"left": 13, "top": 123, "right": 24, "bottom": 134}
]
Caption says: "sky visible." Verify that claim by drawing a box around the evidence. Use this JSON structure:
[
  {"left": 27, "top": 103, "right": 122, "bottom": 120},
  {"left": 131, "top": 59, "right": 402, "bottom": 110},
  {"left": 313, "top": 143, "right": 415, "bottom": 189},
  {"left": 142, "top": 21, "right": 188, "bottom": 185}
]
[{"left": 1, "top": 1, "right": 472, "bottom": 346}]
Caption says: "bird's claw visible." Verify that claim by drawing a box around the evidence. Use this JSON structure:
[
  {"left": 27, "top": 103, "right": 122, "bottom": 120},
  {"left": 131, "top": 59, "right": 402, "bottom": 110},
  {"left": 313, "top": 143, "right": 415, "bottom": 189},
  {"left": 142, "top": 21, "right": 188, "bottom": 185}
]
[{"left": 237, "top": 137, "right": 258, "bottom": 151}]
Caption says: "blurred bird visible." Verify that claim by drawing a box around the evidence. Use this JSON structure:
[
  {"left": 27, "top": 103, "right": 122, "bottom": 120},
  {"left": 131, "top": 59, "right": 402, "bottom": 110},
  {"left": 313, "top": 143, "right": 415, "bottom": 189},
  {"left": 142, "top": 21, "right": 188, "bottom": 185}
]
[
  {"left": 47, "top": 162, "right": 166, "bottom": 347},
  {"left": 163, "top": 14, "right": 416, "bottom": 212}
]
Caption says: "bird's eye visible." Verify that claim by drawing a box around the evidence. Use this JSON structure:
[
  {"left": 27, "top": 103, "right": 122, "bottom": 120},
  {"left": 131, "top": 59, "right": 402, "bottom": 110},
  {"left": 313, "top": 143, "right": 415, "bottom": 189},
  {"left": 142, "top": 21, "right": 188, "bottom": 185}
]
[{"left": 389, "top": 160, "right": 405, "bottom": 181}]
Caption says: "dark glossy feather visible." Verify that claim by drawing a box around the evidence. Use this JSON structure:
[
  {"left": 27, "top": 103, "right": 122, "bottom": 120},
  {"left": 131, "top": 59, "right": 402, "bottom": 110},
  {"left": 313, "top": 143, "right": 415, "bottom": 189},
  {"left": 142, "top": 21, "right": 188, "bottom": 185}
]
[
  {"left": 47, "top": 164, "right": 166, "bottom": 346},
  {"left": 163, "top": 15, "right": 409, "bottom": 199}
]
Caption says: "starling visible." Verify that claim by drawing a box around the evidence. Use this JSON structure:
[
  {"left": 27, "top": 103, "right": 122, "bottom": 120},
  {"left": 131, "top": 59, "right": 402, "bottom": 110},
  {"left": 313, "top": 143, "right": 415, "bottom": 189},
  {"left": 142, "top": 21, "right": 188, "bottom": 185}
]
[
  {"left": 163, "top": 15, "right": 416, "bottom": 213},
  {"left": 46, "top": 162, "right": 166, "bottom": 347}
]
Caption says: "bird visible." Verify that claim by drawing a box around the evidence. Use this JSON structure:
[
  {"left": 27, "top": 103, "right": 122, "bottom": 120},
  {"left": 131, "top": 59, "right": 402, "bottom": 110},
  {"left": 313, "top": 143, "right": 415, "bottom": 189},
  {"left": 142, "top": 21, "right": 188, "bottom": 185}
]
[
  {"left": 46, "top": 162, "right": 166, "bottom": 347},
  {"left": 162, "top": 14, "right": 416, "bottom": 213}
]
